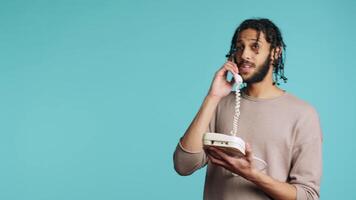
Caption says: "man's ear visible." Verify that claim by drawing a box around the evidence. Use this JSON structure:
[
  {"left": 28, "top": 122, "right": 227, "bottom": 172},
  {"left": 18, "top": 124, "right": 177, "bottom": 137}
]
[{"left": 270, "top": 47, "right": 282, "bottom": 62}]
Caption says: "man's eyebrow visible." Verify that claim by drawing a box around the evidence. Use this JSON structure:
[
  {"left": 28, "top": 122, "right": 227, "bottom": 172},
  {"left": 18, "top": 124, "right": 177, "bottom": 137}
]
[{"left": 236, "top": 39, "right": 262, "bottom": 44}]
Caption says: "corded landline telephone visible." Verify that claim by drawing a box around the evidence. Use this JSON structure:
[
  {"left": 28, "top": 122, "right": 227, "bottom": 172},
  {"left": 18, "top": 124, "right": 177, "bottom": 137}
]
[{"left": 203, "top": 54, "right": 267, "bottom": 173}]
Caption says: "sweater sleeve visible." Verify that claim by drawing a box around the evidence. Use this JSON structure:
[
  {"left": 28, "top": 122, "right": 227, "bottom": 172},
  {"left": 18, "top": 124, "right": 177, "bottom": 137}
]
[
  {"left": 173, "top": 104, "right": 218, "bottom": 176},
  {"left": 288, "top": 107, "right": 323, "bottom": 200}
]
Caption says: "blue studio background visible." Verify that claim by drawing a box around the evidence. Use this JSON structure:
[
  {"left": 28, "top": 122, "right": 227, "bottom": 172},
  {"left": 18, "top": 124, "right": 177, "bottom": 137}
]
[{"left": 1, "top": 0, "right": 355, "bottom": 199}]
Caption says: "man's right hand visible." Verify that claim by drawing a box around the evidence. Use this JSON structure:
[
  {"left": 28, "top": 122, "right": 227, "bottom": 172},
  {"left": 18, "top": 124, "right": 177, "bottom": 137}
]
[{"left": 207, "top": 61, "right": 240, "bottom": 100}]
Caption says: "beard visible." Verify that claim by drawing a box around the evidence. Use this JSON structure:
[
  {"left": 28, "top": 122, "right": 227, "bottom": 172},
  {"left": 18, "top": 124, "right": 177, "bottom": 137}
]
[{"left": 242, "top": 53, "right": 272, "bottom": 84}]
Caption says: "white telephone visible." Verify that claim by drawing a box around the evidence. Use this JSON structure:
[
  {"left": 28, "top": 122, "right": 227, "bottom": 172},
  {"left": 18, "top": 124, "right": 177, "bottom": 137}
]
[{"left": 203, "top": 73, "right": 267, "bottom": 172}]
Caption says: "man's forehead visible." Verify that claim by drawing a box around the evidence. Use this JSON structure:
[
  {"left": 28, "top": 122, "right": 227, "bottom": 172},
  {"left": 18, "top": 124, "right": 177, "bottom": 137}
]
[{"left": 237, "top": 29, "right": 267, "bottom": 43}]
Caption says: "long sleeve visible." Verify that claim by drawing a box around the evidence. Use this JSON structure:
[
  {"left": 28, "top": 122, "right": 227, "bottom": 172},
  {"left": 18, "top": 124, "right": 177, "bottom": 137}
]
[
  {"left": 288, "top": 107, "right": 323, "bottom": 200},
  {"left": 173, "top": 140, "right": 208, "bottom": 176},
  {"left": 173, "top": 104, "right": 218, "bottom": 176}
]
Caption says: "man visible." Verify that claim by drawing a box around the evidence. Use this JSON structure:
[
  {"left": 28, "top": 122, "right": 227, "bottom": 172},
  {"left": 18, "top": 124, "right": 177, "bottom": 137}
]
[{"left": 173, "top": 18, "right": 322, "bottom": 200}]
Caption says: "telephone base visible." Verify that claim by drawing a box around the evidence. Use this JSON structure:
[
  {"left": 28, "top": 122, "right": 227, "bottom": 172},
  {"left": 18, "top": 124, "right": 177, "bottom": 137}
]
[{"left": 203, "top": 132, "right": 245, "bottom": 157}]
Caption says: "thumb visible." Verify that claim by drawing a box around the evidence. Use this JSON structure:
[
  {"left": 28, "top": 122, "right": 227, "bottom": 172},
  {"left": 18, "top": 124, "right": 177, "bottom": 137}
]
[{"left": 245, "top": 142, "right": 253, "bottom": 163}]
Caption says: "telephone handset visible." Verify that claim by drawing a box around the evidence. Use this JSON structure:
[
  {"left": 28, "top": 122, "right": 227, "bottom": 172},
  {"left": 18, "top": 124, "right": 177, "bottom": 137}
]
[{"left": 203, "top": 56, "right": 267, "bottom": 174}]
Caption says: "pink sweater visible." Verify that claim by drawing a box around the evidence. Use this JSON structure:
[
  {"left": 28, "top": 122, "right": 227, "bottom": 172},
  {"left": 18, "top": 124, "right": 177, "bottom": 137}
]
[{"left": 173, "top": 91, "right": 322, "bottom": 200}]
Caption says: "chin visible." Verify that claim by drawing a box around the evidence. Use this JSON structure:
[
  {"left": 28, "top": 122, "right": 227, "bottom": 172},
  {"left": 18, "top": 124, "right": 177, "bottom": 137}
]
[{"left": 240, "top": 73, "right": 252, "bottom": 81}]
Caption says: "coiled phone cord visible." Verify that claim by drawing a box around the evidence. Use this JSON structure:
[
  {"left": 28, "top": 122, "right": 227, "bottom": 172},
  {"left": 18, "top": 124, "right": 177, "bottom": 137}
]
[{"left": 229, "top": 75, "right": 267, "bottom": 173}]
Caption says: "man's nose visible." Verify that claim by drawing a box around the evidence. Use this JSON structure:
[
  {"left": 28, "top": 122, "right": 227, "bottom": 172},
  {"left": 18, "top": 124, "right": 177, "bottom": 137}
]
[{"left": 241, "top": 48, "right": 253, "bottom": 61}]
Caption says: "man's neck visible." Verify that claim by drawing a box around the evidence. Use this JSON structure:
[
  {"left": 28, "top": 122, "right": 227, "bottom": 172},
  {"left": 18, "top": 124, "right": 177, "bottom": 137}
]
[{"left": 243, "top": 79, "right": 285, "bottom": 99}]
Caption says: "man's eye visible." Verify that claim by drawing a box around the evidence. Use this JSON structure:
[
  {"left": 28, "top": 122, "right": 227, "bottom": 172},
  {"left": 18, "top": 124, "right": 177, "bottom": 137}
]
[
  {"left": 236, "top": 46, "right": 243, "bottom": 51},
  {"left": 252, "top": 43, "right": 259, "bottom": 49}
]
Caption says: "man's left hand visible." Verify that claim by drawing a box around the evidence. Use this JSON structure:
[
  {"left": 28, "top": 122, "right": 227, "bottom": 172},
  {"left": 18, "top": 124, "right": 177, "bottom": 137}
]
[{"left": 206, "top": 143, "right": 258, "bottom": 181}]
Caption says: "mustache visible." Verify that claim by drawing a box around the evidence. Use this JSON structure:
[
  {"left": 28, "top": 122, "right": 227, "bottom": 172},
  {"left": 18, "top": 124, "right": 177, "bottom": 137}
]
[{"left": 237, "top": 60, "right": 255, "bottom": 68}]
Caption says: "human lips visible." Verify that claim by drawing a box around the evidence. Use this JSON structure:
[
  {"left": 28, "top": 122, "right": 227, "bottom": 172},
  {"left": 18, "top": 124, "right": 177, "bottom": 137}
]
[{"left": 238, "top": 63, "right": 255, "bottom": 73}]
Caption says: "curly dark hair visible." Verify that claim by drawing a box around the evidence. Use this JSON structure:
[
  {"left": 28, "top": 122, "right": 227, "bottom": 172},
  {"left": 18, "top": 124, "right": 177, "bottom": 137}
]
[{"left": 226, "top": 18, "right": 288, "bottom": 85}]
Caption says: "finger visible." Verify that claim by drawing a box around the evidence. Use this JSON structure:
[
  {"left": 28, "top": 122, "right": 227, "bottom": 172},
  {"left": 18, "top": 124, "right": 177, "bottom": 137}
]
[
  {"left": 245, "top": 142, "right": 253, "bottom": 163},
  {"left": 229, "top": 60, "right": 238, "bottom": 68},
  {"left": 216, "top": 65, "right": 229, "bottom": 77},
  {"left": 208, "top": 155, "right": 231, "bottom": 169},
  {"left": 225, "top": 63, "right": 239, "bottom": 74},
  {"left": 226, "top": 61, "right": 239, "bottom": 71},
  {"left": 216, "top": 63, "right": 238, "bottom": 79},
  {"left": 224, "top": 65, "right": 238, "bottom": 76},
  {"left": 218, "top": 67, "right": 235, "bottom": 82},
  {"left": 209, "top": 147, "right": 234, "bottom": 166}
]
